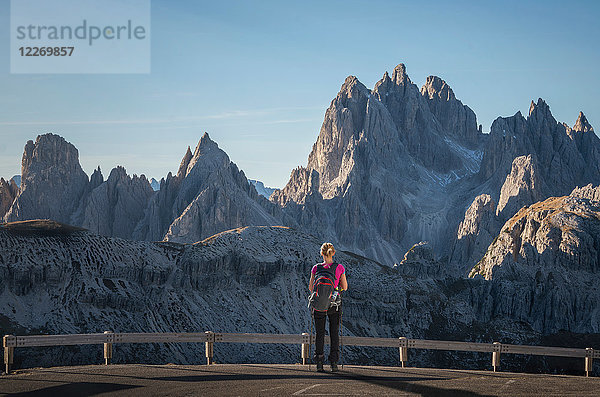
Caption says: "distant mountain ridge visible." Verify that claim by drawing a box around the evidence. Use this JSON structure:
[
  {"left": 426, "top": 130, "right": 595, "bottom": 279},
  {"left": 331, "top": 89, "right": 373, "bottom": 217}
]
[
  {"left": 149, "top": 178, "right": 160, "bottom": 191},
  {"left": 1, "top": 63, "right": 599, "bottom": 273},
  {"left": 249, "top": 179, "right": 276, "bottom": 198},
  {"left": 1, "top": 132, "right": 284, "bottom": 244},
  {"left": 272, "top": 64, "right": 600, "bottom": 267}
]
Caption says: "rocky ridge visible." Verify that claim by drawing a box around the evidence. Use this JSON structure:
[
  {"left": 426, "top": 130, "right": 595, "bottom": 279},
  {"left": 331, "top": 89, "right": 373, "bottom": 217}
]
[
  {"left": 3, "top": 220, "right": 597, "bottom": 374},
  {"left": 453, "top": 102, "right": 600, "bottom": 272},
  {"left": 1, "top": 64, "right": 599, "bottom": 274},
  {"left": 467, "top": 186, "right": 600, "bottom": 334},
  {"left": 2, "top": 133, "right": 283, "bottom": 245},
  {"left": 272, "top": 64, "right": 491, "bottom": 264},
  {"left": 143, "top": 133, "right": 282, "bottom": 243},
  {"left": 249, "top": 179, "right": 276, "bottom": 199}
]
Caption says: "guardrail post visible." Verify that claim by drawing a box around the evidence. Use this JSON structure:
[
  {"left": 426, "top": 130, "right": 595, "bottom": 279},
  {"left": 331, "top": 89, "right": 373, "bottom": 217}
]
[
  {"left": 205, "top": 331, "right": 214, "bottom": 365},
  {"left": 585, "top": 348, "right": 593, "bottom": 377},
  {"left": 492, "top": 342, "right": 501, "bottom": 372},
  {"left": 301, "top": 333, "right": 310, "bottom": 365},
  {"left": 3, "top": 335, "right": 15, "bottom": 375},
  {"left": 103, "top": 331, "right": 113, "bottom": 365},
  {"left": 399, "top": 337, "right": 408, "bottom": 368}
]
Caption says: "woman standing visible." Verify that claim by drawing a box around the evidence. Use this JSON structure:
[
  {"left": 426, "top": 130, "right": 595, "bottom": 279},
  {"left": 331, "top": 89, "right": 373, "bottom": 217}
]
[{"left": 309, "top": 242, "right": 348, "bottom": 372}]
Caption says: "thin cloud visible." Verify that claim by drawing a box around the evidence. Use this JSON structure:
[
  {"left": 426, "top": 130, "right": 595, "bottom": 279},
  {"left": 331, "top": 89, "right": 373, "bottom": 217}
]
[
  {"left": 258, "top": 118, "right": 321, "bottom": 125},
  {"left": 0, "top": 106, "right": 324, "bottom": 127}
]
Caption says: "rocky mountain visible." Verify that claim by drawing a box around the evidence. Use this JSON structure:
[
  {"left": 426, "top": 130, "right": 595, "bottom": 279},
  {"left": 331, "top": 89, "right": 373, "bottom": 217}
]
[
  {"left": 450, "top": 194, "right": 500, "bottom": 274},
  {"left": 270, "top": 65, "right": 600, "bottom": 271},
  {"left": 469, "top": 186, "right": 600, "bottom": 334},
  {"left": 135, "top": 133, "right": 283, "bottom": 243},
  {"left": 249, "top": 179, "right": 276, "bottom": 199},
  {"left": 1, "top": 220, "right": 598, "bottom": 374},
  {"left": 0, "top": 177, "right": 19, "bottom": 219},
  {"left": 454, "top": 105, "right": 600, "bottom": 273},
  {"left": 1, "top": 62, "right": 599, "bottom": 377},
  {"left": 479, "top": 100, "right": 600, "bottom": 195},
  {"left": 420, "top": 75, "right": 482, "bottom": 147},
  {"left": 73, "top": 166, "right": 155, "bottom": 239},
  {"left": 1, "top": 133, "right": 284, "bottom": 244},
  {"left": 273, "top": 64, "right": 487, "bottom": 264},
  {"left": 1, "top": 63, "right": 598, "bottom": 274},
  {"left": 4, "top": 134, "right": 89, "bottom": 224}
]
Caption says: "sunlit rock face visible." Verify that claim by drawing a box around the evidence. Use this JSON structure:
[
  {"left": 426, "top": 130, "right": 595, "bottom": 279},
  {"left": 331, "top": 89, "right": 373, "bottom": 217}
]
[{"left": 469, "top": 187, "right": 600, "bottom": 334}]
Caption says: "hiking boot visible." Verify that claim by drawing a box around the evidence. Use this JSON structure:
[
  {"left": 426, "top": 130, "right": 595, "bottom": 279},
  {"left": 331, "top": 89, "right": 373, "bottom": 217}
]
[
  {"left": 330, "top": 362, "right": 338, "bottom": 372},
  {"left": 316, "top": 361, "right": 324, "bottom": 372}
]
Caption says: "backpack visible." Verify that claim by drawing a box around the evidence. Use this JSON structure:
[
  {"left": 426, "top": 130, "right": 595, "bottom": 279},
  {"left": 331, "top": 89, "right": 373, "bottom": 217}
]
[{"left": 308, "top": 263, "right": 337, "bottom": 312}]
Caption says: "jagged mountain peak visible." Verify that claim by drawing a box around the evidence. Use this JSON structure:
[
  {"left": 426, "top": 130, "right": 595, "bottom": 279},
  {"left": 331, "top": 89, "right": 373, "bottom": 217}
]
[
  {"left": 177, "top": 146, "right": 193, "bottom": 178},
  {"left": 574, "top": 111, "right": 594, "bottom": 133},
  {"left": 527, "top": 98, "right": 554, "bottom": 123},
  {"left": 392, "top": 63, "right": 411, "bottom": 85},
  {"left": 193, "top": 132, "right": 219, "bottom": 155},
  {"left": 21, "top": 133, "right": 84, "bottom": 179},
  {"left": 187, "top": 133, "right": 228, "bottom": 174},
  {"left": 421, "top": 75, "right": 456, "bottom": 101},
  {"left": 106, "top": 166, "right": 149, "bottom": 185},
  {"left": 4, "top": 133, "right": 89, "bottom": 224},
  {"left": 90, "top": 166, "right": 104, "bottom": 189},
  {"left": 200, "top": 131, "right": 213, "bottom": 144},
  {"left": 338, "top": 75, "right": 370, "bottom": 100},
  {"left": 108, "top": 165, "right": 128, "bottom": 180}
]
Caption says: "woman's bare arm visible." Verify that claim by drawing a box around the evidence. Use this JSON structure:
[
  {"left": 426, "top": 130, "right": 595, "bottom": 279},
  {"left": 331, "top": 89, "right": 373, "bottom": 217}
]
[
  {"left": 339, "top": 273, "right": 348, "bottom": 291},
  {"left": 309, "top": 273, "right": 315, "bottom": 292}
]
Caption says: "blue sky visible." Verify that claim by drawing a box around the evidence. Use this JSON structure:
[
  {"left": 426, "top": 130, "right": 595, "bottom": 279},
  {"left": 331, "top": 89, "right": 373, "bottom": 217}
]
[{"left": 0, "top": 0, "right": 598, "bottom": 188}]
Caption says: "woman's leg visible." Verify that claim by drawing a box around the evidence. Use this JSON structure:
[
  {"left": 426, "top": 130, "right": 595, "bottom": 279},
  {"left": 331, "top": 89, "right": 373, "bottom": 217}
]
[
  {"left": 327, "top": 306, "right": 341, "bottom": 363},
  {"left": 313, "top": 310, "right": 327, "bottom": 363}
]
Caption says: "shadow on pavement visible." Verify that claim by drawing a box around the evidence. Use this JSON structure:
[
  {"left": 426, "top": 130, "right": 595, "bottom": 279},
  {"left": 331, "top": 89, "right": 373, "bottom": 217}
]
[
  {"left": 4, "top": 382, "right": 140, "bottom": 397},
  {"left": 148, "top": 367, "right": 495, "bottom": 397},
  {"left": 333, "top": 369, "right": 496, "bottom": 397},
  {"left": 151, "top": 373, "right": 446, "bottom": 383}
]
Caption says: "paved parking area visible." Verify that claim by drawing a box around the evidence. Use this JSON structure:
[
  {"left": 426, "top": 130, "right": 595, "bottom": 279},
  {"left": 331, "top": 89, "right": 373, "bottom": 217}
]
[{"left": 1, "top": 364, "right": 599, "bottom": 396}]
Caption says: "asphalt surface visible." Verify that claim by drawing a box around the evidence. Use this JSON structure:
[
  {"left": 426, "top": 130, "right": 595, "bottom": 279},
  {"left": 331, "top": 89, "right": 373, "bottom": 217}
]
[{"left": 1, "top": 364, "right": 599, "bottom": 396}]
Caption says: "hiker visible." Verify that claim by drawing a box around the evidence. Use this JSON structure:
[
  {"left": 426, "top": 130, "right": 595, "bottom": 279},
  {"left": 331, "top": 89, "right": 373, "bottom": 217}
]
[{"left": 308, "top": 242, "right": 348, "bottom": 372}]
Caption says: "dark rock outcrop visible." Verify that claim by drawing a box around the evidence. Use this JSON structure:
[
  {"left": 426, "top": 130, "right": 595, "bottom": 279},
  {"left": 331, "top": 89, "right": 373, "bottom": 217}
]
[
  {"left": 77, "top": 166, "right": 154, "bottom": 238},
  {"left": 3, "top": 134, "right": 88, "bottom": 224},
  {"left": 0, "top": 178, "right": 19, "bottom": 218},
  {"left": 396, "top": 241, "right": 445, "bottom": 278}
]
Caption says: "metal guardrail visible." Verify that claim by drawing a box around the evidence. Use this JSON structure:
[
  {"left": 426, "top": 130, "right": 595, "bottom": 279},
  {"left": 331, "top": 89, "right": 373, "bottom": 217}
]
[{"left": 3, "top": 332, "right": 597, "bottom": 376}]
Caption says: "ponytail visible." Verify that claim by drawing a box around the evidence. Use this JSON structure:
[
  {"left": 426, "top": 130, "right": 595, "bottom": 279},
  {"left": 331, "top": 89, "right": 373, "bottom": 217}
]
[{"left": 320, "top": 242, "right": 335, "bottom": 258}]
